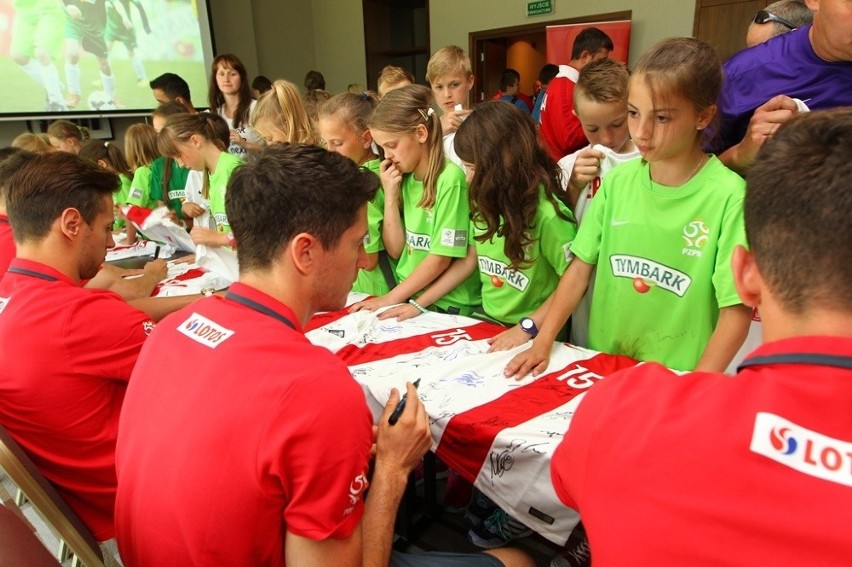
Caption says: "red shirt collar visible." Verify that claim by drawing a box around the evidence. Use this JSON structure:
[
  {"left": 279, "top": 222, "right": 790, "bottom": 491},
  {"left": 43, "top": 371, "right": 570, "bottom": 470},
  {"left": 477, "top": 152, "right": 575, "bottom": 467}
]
[
  {"left": 744, "top": 336, "right": 852, "bottom": 362},
  {"left": 225, "top": 282, "right": 304, "bottom": 333},
  {"left": 8, "top": 258, "right": 78, "bottom": 286}
]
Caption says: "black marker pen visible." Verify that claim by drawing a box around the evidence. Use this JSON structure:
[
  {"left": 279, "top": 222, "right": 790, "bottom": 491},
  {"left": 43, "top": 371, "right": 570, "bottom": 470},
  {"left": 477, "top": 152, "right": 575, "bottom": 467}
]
[{"left": 388, "top": 378, "right": 421, "bottom": 425}]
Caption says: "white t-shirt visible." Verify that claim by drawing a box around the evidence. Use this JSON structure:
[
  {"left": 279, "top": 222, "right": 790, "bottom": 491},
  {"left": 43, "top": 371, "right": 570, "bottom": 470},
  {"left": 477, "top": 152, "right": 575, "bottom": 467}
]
[
  {"left": 219, "top": 99, "right": 263, "bottom": 158},
  {"left": 443, "top": 131, "right": 464, "bottom": 169},
  {"left": 557, "top": 143, "right": 640, "bottom": 224},
  {"left": 183, "top": 170, "right": 214, "bottom": 230}
]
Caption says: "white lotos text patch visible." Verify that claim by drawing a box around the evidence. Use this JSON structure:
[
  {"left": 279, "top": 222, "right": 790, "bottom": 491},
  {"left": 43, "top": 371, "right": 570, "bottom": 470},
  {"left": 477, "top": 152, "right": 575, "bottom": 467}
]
[
  {"left": 751, "top": 412, "right": 852, "bottom": 487},
  {"left": 177, "top": 313, "right": 234, "bottom": 348}
]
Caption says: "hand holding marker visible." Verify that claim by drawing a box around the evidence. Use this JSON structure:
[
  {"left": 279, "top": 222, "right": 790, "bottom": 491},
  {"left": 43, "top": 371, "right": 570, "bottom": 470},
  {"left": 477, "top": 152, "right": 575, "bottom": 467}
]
[{"left": 388, "top": 379, "right": 421, "bottom": 425}]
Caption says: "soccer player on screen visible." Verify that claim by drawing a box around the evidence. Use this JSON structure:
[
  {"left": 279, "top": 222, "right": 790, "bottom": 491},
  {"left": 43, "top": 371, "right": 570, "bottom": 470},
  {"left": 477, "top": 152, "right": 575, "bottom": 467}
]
[
  {"left": 104, "top": 0, "right": 150, "bottom": 86},
  {"left": 61, "top": 0, "right": 132, "bottom": 108},
  {"left": 10, "top": 0, "right": 68, "bottom": 111}
]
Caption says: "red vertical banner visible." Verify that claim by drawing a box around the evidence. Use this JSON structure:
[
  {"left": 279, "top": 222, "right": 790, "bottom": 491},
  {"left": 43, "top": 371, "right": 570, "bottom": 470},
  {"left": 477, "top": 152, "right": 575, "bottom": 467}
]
[{"left": 546, "top": 20, "right": 632, "bottom": 65}]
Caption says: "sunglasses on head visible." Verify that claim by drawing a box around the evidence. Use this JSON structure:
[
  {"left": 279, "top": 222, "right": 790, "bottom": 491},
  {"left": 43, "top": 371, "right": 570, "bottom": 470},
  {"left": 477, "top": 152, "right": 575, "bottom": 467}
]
[{"left": 753, "top": 10, "right": 797, "bottom": 30}]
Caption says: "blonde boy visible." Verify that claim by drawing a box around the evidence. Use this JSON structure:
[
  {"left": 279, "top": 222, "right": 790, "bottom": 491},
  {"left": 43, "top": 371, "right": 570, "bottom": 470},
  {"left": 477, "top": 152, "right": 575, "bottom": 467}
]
[
  {"left": 556, "top": 58, "right": 639, "bottom": 349},
  {"left": 377, "top": 65, "right": 414, "bottom": 98},
  {"left": 426, "top": 45, "right": 474, "bottom": 167},
  {"left": 557, "top": 58, "right": 638, "bottom": 222}
]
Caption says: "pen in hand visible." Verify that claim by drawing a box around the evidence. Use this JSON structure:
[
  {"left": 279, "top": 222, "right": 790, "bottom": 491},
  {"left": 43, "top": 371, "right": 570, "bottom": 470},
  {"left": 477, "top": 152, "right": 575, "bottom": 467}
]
[
  {"left": 388, "top": 378, "right": 421, "bottom": 425},
  {"left": 153, "top": 245, "right": 161, "bottom": 260}
]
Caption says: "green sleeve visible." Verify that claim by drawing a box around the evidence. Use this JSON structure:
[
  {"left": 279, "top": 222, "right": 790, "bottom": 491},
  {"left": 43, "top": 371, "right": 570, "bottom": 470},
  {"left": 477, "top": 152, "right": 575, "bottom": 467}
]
[
  {"left": 569, "top": 178, "right": 608, "bottom": 266},
  {"left": 428, "top": 166, "right": 471, "bottom": 259},
  {"left": 712, "top": 192, "right": 747, "bottom": 308},
  {"left": 126, "top": 165, "right": 154, "bottom": 208},
  {"left": 364, "top": 187, "right": 385, "bottom": 254},
  {"left": 539, "top": 200, "right": 578, "bottom": 277}
]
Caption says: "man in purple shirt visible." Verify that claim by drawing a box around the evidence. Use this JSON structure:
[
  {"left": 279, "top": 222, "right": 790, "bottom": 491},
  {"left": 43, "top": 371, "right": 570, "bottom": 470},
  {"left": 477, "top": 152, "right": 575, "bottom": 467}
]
[{"left": 717, "top": 0, "right": 852, "bottom": 173}]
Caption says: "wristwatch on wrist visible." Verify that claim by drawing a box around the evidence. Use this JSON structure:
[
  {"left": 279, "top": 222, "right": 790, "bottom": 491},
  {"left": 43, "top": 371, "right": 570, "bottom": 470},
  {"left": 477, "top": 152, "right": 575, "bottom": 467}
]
[{"left": 519, "top": 317, "right": 539, "bottom": 337}]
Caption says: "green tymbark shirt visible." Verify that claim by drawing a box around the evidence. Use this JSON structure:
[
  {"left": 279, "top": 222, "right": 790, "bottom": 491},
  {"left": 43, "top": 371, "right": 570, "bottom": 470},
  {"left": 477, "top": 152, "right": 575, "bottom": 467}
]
[
  {"left": 149, "top": 156, "right": 189, "bottom": 219},
  {"left": 570, "top": 156, "right": 746, "bottom": 371},
  {"left": 473, "top": 188, "right": 577, "bottom": 325},
  {"left": 397, "top": 161, "right": 481, "bottom": 314},
  {"left": 207, "top": 152, "right": 244, "bottom": 235},
  {"left": 353, "top": 158, "right": 397, "bottom": 297}
]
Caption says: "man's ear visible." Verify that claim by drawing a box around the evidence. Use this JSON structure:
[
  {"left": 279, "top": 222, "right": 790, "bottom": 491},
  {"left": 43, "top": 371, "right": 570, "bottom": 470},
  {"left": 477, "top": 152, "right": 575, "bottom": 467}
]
[
  {"left": 732, "top": 245, "right": 761, "bottom": 309},
  {"left": 288, "top": 232, "right": 319, "bottom": 275},
  {"left": 58, "top": 208, "right": 84, "bottom": 240}
]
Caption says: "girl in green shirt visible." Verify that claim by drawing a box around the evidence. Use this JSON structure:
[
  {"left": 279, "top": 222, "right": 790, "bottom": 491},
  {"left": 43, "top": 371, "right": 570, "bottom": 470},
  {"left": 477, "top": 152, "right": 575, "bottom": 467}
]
[
  {"left": 124, "top": 123, "right": 160, "bottom": 243},
  {"left": 350, "top": 84, "right": 480, "bottom": 316},
  {"left": 157, "top": 113, "right": 242, "bottom": 249},
  {"left": 318, "top": 91, "right": 396, "bottom": 297}
]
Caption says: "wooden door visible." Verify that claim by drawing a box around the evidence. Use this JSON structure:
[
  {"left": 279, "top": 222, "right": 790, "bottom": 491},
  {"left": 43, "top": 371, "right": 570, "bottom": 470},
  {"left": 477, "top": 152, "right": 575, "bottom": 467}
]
[
  {"left": 694, "top": 0, "right": 769, "bottom": 62},
  {"left": 475, "top": 40, "right": 508, "bottom": 103}
]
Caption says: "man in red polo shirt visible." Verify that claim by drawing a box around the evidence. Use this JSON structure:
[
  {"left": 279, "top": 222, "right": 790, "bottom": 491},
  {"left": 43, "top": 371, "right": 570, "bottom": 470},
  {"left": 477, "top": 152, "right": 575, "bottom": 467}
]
[
  {"left": 115, "top": 144, "right": 533, "bottom": 567},
  {"left": 0, "top": 152, "right": 156, "bottom": 547},
  {"left": 550, "top": 109, "right": 852, "bottom": 565},
  {"left": 539, "top": 27, "right": 612, "bottom": 161}
]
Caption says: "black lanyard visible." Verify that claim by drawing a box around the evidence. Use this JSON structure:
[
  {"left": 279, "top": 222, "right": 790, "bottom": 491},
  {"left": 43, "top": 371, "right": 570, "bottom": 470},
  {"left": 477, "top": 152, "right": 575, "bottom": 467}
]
[
  {"left": 6, "top": 266, "right": 58, "bottom": 282},
  {"left": 225, "top": 291, "right": 297, "bottom": 331},
  {"left": 738, "top": 353, "right": 852, "bottom": 372}
]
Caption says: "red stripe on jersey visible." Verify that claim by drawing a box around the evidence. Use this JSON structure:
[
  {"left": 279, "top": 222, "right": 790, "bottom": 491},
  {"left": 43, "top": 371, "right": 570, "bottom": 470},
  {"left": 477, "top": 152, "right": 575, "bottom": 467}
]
[
  {"left": 336, "top": 321, "right": 505, "bottom": 365},
  {"left": 153, "top": 269, "right": 208, "bottom": 295},
  {"left": 125, "top": 205, "right": 154, "bottom": 226},
  {"left": 436, "top": 352, "right": 638, "bottom": 483}
]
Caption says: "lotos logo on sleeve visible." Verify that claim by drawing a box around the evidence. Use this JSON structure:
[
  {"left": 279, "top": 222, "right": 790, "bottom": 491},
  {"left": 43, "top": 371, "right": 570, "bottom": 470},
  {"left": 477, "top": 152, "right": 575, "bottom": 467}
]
[
  {"left": 0, "top": 296, "right": 9, "bottom": 315},
  {"left": 751, "top": 412, "right": 852, "bottom": 487},
  {"left": 177, "top": 313, "right": 235, "bottom": 348}
]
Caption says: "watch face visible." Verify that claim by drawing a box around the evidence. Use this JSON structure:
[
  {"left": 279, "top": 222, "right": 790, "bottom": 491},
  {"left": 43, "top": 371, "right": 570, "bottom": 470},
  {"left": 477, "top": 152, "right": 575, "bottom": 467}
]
[{"left": 521, "top": 318, "right": 534, "bottom": 330}]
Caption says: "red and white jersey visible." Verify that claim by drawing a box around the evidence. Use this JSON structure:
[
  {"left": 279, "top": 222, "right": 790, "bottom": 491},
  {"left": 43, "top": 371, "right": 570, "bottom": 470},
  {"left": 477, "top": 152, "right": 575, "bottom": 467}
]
[{"left": 307, "top": 303, "right": 639, "bottom": 543}]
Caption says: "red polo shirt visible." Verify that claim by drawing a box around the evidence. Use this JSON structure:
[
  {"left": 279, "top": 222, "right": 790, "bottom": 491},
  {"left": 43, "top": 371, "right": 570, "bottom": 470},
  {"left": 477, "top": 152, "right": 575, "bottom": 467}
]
[
  {"left": 0, "top": 258, "right": 153, "bottom": 541},
  {"left": 551, "top": 336, "right": 852, "bottom": 566},
  {"left": 0, "top": 214, "right": 14, "bottom": 274},
  {"left": 539, "top": 72, "right": 586, "bottom": 160},
  {"left": 115, "top": 282, "right": 373, "bottom": 566}
]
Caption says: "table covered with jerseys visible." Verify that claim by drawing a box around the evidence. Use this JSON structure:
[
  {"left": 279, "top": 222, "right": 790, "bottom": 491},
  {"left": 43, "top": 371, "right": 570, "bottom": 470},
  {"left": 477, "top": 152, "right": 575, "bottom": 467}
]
[{"left": 305, "top": 294, "right": 640, "bottom": 545}]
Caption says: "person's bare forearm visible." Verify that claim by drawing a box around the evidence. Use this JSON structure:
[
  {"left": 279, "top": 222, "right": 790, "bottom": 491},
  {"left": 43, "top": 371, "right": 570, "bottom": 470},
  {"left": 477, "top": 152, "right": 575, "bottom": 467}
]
[
  {"left": 695, "top": 304, "right": 752, "bottom": 372},
  {"left": 362, "top": 463, "right": 408, "bottom": 567}
]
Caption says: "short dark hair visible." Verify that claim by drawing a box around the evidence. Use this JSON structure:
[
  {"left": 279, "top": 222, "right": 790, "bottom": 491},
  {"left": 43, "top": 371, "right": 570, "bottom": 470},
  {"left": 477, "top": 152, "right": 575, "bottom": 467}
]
[
  {"left": 304, "top": 70, "right": 326, "bottom": 91},
  {"left": 571, "top": 27, "right": 614, "bottom": 60},
  {"left": 746, "top": 108, "right": 852, "bottom": 313},
  {"left": 6, "top": 152, "right": 117, "bottom": 243},
  {"left": 538, "top": 64, "right": 560, "bottom": 85},
  {"left": 226, "top": 144, "right": 378, "bottom": 272},
  {"left": 149, "top": 72, "right": 192, "bottom": 103},
  {"left": 498, "top": 69, "right": 521, "bottom": 91},
  {"left": 252, "top": 75, "right": 273, "bottom": 94},
  {"left": 0, "top": 148, "right": 35, "bottom": 202}
]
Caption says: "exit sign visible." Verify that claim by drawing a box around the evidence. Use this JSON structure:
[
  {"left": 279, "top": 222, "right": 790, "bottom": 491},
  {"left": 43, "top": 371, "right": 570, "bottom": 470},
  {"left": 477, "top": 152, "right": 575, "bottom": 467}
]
[{"left": 527, "top": 0, "right": 553, "bottom": 16}]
